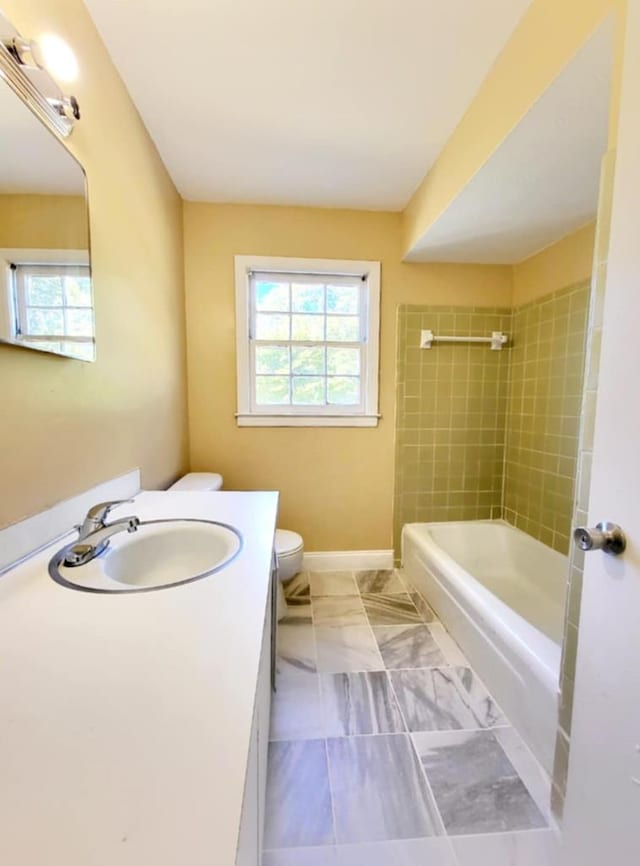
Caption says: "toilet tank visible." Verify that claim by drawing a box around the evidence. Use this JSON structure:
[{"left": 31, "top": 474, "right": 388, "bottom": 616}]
[{"left": 167, "top": 472, "right": 223, "bottom": 492}]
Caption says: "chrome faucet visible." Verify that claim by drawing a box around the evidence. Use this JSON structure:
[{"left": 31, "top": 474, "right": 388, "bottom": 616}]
[{"left": 62, "top": 499, "right": 140, "bottom": 567}]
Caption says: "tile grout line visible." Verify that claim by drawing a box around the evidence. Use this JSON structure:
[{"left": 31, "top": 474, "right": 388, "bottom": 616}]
[{"left": 384, "top": 666, "right": 450, "bottom": 841}]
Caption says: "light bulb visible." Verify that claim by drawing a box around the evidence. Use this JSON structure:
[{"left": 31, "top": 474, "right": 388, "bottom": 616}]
[{"left": 38, "top": 34, "right": 78, "bottom": 83}]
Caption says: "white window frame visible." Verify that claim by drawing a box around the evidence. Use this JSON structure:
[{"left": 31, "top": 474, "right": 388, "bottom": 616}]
[
  {"left": 235, "top": 255, "right": 380, "bottom": 427},
  {"left": 0, "top": 248, "right": 92, "bottom": 349}
]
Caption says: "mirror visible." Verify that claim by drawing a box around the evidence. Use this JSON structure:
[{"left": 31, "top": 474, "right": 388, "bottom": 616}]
[{"left": 0, "top": 69, "right": 94, "bottom": 361}]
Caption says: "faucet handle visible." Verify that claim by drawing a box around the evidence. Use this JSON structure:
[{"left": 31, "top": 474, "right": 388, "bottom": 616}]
[{"left": 85, "top": 499, "right": 135, "bottom": 524}]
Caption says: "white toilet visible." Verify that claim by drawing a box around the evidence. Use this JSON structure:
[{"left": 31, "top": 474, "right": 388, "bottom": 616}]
[{"left": 166, "top": 473, "right": 304, "bottom": 618}]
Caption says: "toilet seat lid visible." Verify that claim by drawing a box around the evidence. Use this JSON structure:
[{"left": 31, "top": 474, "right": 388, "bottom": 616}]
[{"left": 275, "top": 529, "right": 303, "bottom": 556}]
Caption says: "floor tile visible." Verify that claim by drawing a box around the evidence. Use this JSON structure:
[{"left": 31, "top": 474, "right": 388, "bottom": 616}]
[
  {"left": 320, "top": 671, "right": 406, "bottom": 736},
  {"left": 310, "top": 572, "right": 359, "bottom": 596},
  {"left": 283, "top": 572, "right": 310, "bottom": 601},
  {"left": 279, "top": 603, "right": 313, "bottom": 626},
  {"left": 410, "top": 591, "right": 437, "bottom": 623},
  {"left": 412, "top": 730, "right": 547, "bottom": 835},
  {"left": 494, "top": 727, "right": 553, "bottom": 820},
  {"left": 336, "top": 838, "right": 457, "bottom": 866},
  {"left": 390, "top": 668, "right": 486, "bottom": 732},
  {"left": 271, "top": 672, "right": 326, "bottom": 741},
  {"left": 277, "top": 624, "right": 317, "bottom": 675},
  {"left": 453, "top": 667, "right": 506, "bottom": 727},
  {"left": 312, "top": 595, "right": 368, "bottom": 627},
  {"left": 373, "top": 624, "right": 446, "bottom": 670},
  {"left": 315, "top": 626, "right": 384, "bottom": 673},
  {"left": 327, "top": 734, "right": 443, "bottom": 843},
  {"left": 452, "top": 829, "right": 560, "bottom": 866},
  {"left": 355, "top": 569, "right": 406, "bottom": 594},
  {"left": 264, "top": 847, "right": 339, "bottom": 866},
  {"left": 361, "top": 592, "right": 422, "bottom": 625},
  {"left": 428, "top": 622, "right": 469, "bottom": 665},
  {"left": 264, "top": 739, "right": 335, "bottom": 849}
]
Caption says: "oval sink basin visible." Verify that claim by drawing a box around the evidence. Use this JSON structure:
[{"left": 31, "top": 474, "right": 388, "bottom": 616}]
[{"left": 49, "top": 519, "right": 242, "bottom": 593}]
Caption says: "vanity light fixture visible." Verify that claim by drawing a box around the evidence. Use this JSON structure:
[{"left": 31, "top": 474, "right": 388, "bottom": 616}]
[{"left": 0, "top": 11, "right": 80, "bottom": 136}]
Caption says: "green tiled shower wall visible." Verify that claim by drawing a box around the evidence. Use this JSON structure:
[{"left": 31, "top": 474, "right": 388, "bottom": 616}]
[
  {"left": 393, "top": 306, "right": 511, "bottom": 555},
  {"left": 394, "top": 288, "right": 591, "bottom": 560},
  {"left": 503, "top": 282, "right": 590, "bottom": 554}
]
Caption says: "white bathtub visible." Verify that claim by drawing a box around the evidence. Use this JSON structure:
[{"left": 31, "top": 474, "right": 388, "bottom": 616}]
[{"left": 402, "top": 520, "right": 567, "bottom": 774}]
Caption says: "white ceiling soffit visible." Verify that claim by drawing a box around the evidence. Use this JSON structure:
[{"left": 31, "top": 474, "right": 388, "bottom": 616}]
[
  {"left": 406, "top": 20, "right": 613, "bottom": 264},
  {"left": 0, "top": 76, "right": 85, "bottom": 194},
  {"left": 83, "top": 0, "right": 532, "bottom": 209}
]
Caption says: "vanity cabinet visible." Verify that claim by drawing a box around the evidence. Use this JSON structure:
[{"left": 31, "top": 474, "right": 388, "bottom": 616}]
[{"left": 235, "top": 560, "right": 276, "bottom": 865}]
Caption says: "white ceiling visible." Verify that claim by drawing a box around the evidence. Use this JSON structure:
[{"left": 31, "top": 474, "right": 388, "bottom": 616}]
[
  {"left": 0, "top": 78, "right": 86, "bottom": 194},
  {"left": 83, "top": 0, "right": 532, "bottom": 209},
  {"left": 406, "top": 21, "right": 613, "bottom": 264}
]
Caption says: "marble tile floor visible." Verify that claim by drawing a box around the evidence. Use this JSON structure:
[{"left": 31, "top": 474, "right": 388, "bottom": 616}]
[{"left": 268, "top": 569, "right": 560, "bottom": 865}]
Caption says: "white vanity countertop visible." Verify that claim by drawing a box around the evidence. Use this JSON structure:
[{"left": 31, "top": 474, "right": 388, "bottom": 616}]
[{"left": 0, "top": 490, "right": 278, "bottom": 866}]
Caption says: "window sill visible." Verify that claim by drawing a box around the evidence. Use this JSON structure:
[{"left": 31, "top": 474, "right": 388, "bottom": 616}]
[{"left": 235, "top": 414, "right": 380, "bottom": 428}]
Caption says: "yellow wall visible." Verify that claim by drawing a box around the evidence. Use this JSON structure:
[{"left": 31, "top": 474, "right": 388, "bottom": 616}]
[
  {"left": 402, "top": 0, "right": 627, "bottom": 258},
  {"left": 513, "top": 222, "right": 596, "bottom": 306},
  {"left": 0, "top": 0, "right": 189, "bottom": 527},
  {"left": 0, "top": 194, "right": 88, "bottom": 249},
  {"left": 183, "top": 202, "right": 512, "bottom": 550}
]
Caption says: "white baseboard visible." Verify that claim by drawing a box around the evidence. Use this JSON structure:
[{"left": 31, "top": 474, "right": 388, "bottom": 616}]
[{"left": 302, "top": 550, "right": 394, "bottom": 572}]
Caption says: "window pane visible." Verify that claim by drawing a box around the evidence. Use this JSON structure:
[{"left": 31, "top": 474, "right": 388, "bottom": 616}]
[
  {"left": 292, "top": 346, "right": 324, "bottom": 374},
  {"left": 328, "top": 377, "right": 360, "bottom": 405},
  {"left": 292, "top": 283, "right": 324, "bottom": 313},
  {"left": 327, "top": 284, "right": 359, "bottom": 314},
  {"left": 66, "top": 308, "right": 94, "bottom": 337},
  {"left": 292, "top": 376, "right": 324, "bottom": 405},
  {"left": 255, "top": 281, "right": 289, "bottom": 311},
  {"left": 256, "top": 313, "right": 290, "bottom": 340},
  {"left": 327, "top": 347, "right": 360, "bottom": 376},
  {"left": 256, "top": 345, "right": 290, "bottom": 374},
  {"left": 326, "top": 316, "right": 359, "bottom": 341},
  {"left": 64, "top": 276, "right": 92, "bottom": 307},
  {"left": 27, "top": 276, "right": 63, "bottom": 306},
  {"left": 255, "top": 376, "right": 290, "bottom": 405},
  {"left": 26, "top": 308, "right": 64, "bottom": 335},
  {"left": 291, "top": 314, "right": 324, "bottom": 341}
]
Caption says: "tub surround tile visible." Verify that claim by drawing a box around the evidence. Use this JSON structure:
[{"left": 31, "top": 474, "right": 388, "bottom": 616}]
[
  {"left": 390, "top": 668, "right": 487, "bottom": 732},
  {"left": 271, "top": 672, "right": 326, "bottom": 741},
  {"left": 373, "top": 624, "right": 446, "bottom": 670},
  {"left": 335, "top": 838, "right": 457, "bottom": 866},
  {"left": 410, "top": 592, "right": 437, "bottom": 623},
  {"left": 320, "top": 671, "right": 406, "bottom": 736},
  {"left": 452, "top": 829, "right": 560, "bottom": 866},
  {"left": 327, "top": 734, "right": 443, "bottom": 843},
  {"left": 355, "top": 569, "right": 406, "bottom": 594},
  {"left": 412, "top": 730, "right": 547, "bottom": 835},
  {"left": 283, "top": 572, "right": 310, "bottom": 601},
  {"left": 362, "top": 593, "right": 422, "bottom": 625},
  {"left": 428, "top": 622, "right": 469, "bottom": 666},
  {"left": 310, "top": 572, "right": 359, "bottom": 597},
  {"left": 453, "top": 667, "right": 506, "bottom": 728},
  {"left": 315, "top": 626, "right": 384, "bottom": 673},
  {"left": 263, "top": 848, "right": 338, "bottom": 866},
  {"left": 277, "top": 624, "right": 317, "bottom": 675},
  {"left": 265, "top": 739, "right": 335, "bottom": 849},
  {"left": 312, "top": 595, "right": 368, "bottom": 627}
]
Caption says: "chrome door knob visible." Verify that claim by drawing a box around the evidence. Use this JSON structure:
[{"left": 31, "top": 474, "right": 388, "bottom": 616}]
[{"left": 573, "top": 522, "right": 627, "bottom": 555}]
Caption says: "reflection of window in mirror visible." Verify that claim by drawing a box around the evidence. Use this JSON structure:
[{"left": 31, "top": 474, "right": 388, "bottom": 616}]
[
  {"left": 11, "top": 262, "right": 93, "bottom": 360},
  {"left": 0, "top": 249, "right": 94, "bottom": 360}
]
